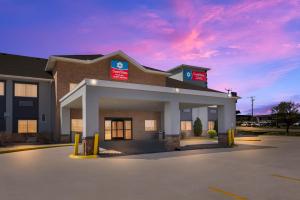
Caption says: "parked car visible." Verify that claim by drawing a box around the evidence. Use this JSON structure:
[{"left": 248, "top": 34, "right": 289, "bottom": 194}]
[
  {"left": 254, "top": 122, "right": 262, "bottom": 127},
  {"left": 293, "top": 122, "right": 300, "bottom": 126},
  {"left": 241, "top": 122, "right": 248, "bottom": 127}
]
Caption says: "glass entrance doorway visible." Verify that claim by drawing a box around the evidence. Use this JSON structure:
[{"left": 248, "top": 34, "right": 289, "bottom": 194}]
[{"left": 105, "top": 118, "right": 132, "bottom": 140}]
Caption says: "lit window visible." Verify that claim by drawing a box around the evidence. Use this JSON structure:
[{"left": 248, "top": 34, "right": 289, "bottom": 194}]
[
  {"left": 0, "top": 82, "right": 4, "bottom": 96},
  {"left": 104, "top": 120, "right": 112, "bottom": 140},
  {"left": 71, "top": 119, "right": 82, "bottom": 132},
  {"left": 69, "top": 83, "right": 78, "bottom": 91},
  {"left": 124, "top": 120, "right": 132, "bottom": 139},
  {"left": 18, "top": 120, "right": 37, "bottom": 133},
  {"left": 14, "top": 83, "right": 37, "bottom": 97},
  {"left": 145, "top": 120, "right": 157, "bottom": 131},
  {"left": 208, "top": 121, "right": 215, "bottom": 130},
  {"left": 181, "top": 121, "right": 192, "bottom": 131}
]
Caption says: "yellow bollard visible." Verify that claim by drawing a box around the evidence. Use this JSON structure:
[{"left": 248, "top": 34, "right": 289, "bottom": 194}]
[
  {"left": 93, "top": 133, "right": 99, "bottom": 155},
  {"left": 74, "top": 133, "right": 80, "bottom": 155},
  {"left": 227, "top": 129, "right": 232, "bottom": 146}
]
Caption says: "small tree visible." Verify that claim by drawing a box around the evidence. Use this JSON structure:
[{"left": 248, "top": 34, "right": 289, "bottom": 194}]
[
  {"left": 193, "top": 117, "right": 202, "bottom": 136},
  {"left": 272, "top": 101, "right": 300, "bottom": 135}
]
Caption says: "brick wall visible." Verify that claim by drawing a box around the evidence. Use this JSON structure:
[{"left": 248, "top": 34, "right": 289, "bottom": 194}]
[{"left": 53, "top": 55, "right": 166, "bottom": 140}]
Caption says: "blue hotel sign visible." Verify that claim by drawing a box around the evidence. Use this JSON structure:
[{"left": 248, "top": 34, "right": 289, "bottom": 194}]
[
  {"left": 111, "top": 60, "right": 129, "bottom": 80},
  {"left": 183, "top": 69, "right": 192, "bottom": 80}
]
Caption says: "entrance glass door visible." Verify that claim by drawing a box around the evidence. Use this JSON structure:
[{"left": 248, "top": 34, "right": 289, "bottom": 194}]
[
  {"left": 112, "top": 120, "right": 124, "bottom": 139},
  {"left": 105, "top": 118, "right": 132, "bottom": 141}
]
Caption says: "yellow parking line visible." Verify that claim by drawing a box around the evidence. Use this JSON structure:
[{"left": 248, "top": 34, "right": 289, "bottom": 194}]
[
  {"left": 272, "top": 174, "right": 300, "bottom": 183},
  {"left": 209, "top": 186, "right": 248, "bottom": 200}
]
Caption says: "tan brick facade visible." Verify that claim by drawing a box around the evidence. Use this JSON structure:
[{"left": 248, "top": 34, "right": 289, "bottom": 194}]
[{"left": 53, "top": 55, "right": 167, "bottom": 141}]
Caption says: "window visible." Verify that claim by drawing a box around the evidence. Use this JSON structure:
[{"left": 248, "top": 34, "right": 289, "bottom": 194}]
[
  {"left": 104, "top": 119, "right": 132, "bottom": 140},
  {"left": 208, "top": 121, "right": 215, "bottom": 130},
  {"left": 181, "top": 121, "right": 192, "bottom": 131},
  {"left": 71, "top": 119, "right": 82, "bottom": 132},
  {"left": 18, "top": 120, "right": 37, "bottom": 133},
  {"left": 124, "top": 120, "right": 132, "bottom": 139},
  {"left": 104, "top": 120, "right": 112, "bottom": 140},
  {"left": 14, "top": 83, "right": 37, "bottom": 97},
  {"left": 0, "top": 82, "right": 4, "bottom": 96},
  {"left": 145, "top": 120, "right": 157, "bottom": 131},
  {"left": 69, "top": 83, "right": 78, "bottom": 91}
]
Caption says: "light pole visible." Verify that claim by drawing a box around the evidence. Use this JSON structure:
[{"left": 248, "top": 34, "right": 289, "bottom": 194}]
[{"left": 248, "top": 96, "right": 255, "bottom": 119}]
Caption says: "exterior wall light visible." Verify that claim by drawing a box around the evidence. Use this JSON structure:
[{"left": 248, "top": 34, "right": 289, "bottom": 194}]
[
  {"left": 90, "top": 79, "right": 97, "bottom": 85},
  {"left": 175, "top": 88, "right": 180, "bottom": 93}
]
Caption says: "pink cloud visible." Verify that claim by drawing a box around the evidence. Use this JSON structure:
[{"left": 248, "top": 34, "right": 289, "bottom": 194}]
[
  {"left": 213, "top": 64, "right": 299, "bottom": 95},
  {"left": 165, "top": 0, "right": 300, "bottom": 64}
]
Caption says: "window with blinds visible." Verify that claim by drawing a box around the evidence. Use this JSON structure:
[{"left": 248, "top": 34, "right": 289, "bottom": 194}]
[
  {"left": 145, "top": 120, "right": 157, "bottom": 131},
  {"left": 181, "top": 121, "right": 192, "bottom": 131},
  {"left": 18, "top": 120, "right": 37, "bottom": 133},
  {"left": 71, "top": 119, "right": 82, "bottom": 132},
  {"left": 14, "top": 83, "right": 37, "bottom": 97},
  {"left": 0, "top": 82, "right": 4, "bottom": 96},
  {"left": 208, "top": 121, "right": 215, "bottom": 130}
]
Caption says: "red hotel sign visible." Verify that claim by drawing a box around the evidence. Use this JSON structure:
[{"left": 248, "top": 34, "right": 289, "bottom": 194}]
[
  {"left": 111, "top": 60, "right": 129, "bottom": 80},
  {"left": 192, "top": 71, "right": 207, "bottom": 82}
]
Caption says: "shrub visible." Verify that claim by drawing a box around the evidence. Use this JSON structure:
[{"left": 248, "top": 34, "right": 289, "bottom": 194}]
[
  {"left": 193, "top": 117, "right": 202, "bottom": 136},
  {"left": 208, "top": 130, "right": 217, "bottom": 138}
]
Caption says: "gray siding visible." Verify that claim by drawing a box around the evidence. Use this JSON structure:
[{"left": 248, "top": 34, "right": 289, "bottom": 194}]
[
  {"left": 180, "top": 108, "right": 192, "bottom": 121},
  {"left": 208, "top": 107, "right": 218, "bottom": 121},
  {"left": 39, "top": 81, "right": 53, "bottom": 134},
  {"left": 1, "top": 76, "right": 54, "bottom": 136},
  {"left": 5, "top": 80, "right": 13, "bottom": 133}
]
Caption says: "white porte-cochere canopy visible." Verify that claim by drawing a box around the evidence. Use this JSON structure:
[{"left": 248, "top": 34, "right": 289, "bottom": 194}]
[{"left": 60, "top": 79, "right": 237, "bottom": 138}]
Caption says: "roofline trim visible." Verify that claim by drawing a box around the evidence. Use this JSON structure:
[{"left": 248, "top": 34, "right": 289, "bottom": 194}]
[
  {"left": 0, "top": 74, "right": 53, "bottom": 82},
  {"left": 167, "top": 64, "right": 211, "bottom": 72},
  {"left": 60, "top": 79, "right": 231, "bottom": 103},
  {"left": 45, "top": 50, "right": 171, "bottom": 76}
]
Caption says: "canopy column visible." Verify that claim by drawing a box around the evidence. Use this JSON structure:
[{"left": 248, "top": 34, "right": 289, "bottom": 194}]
[
  {"left": 164, "top": 100, "right": 180, "bottom": 150},
  {"left": 82, "top": 87, "right": 99, "bottom": 155}
]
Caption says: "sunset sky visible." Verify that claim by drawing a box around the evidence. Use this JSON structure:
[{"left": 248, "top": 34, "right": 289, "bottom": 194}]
[{"left": 0, "top": 0, "right": 299, "bottom": 114}]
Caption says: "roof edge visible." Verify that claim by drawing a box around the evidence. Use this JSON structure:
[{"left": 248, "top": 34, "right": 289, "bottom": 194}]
[
  {"left": 167, "top": 64, "right": 211, "bottom": 73},
  {"left": 45, "top": 50, "right": 171, "bottom": 76}
]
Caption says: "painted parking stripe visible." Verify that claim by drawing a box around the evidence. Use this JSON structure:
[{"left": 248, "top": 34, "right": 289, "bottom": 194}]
[
  {"left": 209, "top": 186, "right": 248, "bottom": 200},
  {"left": 272, "top": 174, "right": 300, "bottom": 183}
]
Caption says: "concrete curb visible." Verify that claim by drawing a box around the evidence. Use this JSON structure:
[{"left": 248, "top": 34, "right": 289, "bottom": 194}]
[{"left": 0, "top": 144, "right": 74, "bottom": 154}]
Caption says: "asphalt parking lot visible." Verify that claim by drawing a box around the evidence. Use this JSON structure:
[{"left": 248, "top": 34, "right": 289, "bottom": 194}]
[{"left": 1, "top": 136, "right": 300, "bottom": 200}]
